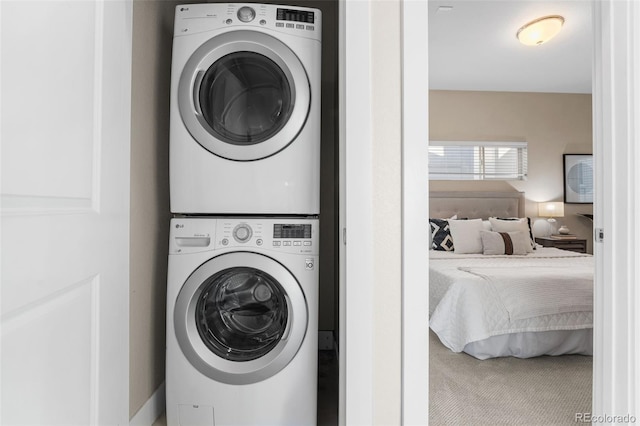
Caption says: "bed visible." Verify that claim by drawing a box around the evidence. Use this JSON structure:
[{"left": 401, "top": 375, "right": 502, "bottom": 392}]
[{"left": 429, "top": 191, "right": 593, "bottom": 359}]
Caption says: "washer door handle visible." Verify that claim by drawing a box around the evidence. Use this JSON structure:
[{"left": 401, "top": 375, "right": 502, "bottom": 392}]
[
  {"left": 193, "top": 70, "right": 205, "bottom": 116},
  {"left": 280, "top": 295, "right": 293, "bottom": 341}
]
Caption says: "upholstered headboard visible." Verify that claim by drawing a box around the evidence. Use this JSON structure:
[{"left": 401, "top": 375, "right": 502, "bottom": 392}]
[{"left": 429, "top": 191, "right": 525, "bottom": 219}]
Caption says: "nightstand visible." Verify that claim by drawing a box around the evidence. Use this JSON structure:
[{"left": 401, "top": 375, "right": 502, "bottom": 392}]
[{"left": 535, "top": 237, "right": 587, "bottom": 253}]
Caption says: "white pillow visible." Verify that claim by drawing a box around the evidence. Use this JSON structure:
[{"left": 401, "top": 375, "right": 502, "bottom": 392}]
[
  {"left": 488, "top": 217, "right": 534, "bottom": 252},
  {"left": 482, "top": 220, "right": 492, "bottom": 231},
  {"left": 480, "top": 230, "right": 531, "bottom": 255},
  {"left": 448, "top": 219, "right": 484, "bottom": 254}
]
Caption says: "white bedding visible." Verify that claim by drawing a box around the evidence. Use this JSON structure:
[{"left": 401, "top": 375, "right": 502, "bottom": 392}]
[
  {"left": 458, "top": 266, "right": 592, "bottom": 321},
  {"left": 429, "top": 247, "right": 593, "bottom": 356}
]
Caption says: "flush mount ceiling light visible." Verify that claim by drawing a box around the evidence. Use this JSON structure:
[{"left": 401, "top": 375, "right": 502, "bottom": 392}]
[{"left": 516, "top": 15, "right": 565, "bottom": 46}]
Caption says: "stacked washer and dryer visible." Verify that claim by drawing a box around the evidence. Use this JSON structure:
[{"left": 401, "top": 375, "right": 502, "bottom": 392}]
[{"left": 166, "top": 4, "right": 322, "bottom": 425}]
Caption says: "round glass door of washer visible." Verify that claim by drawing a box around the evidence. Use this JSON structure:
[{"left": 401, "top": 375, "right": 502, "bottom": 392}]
[
  {"left": 196, "top": 266, "right": 288, "bottom": 362},
  {"left": 173, "top": 252, "right": 308, "bottom": 385}
]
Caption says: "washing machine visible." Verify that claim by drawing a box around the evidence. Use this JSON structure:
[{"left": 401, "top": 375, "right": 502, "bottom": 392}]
[
  {"left": 170, "top": 3, "right": 322, "bottom": 215},
  {"left": 166, "top": 217, "right": 319, "bottom": 425}
]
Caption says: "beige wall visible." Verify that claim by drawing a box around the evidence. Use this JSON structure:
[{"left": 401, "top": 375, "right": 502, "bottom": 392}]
[
  {"left": 372, "top": 0, "right": 402, "bottom": 423},
  {"left": 130, "top": 0, "right": 178, "bottom": 418},
  {"left": 430, "top": 90, "right": 594, "bottom": 252}
]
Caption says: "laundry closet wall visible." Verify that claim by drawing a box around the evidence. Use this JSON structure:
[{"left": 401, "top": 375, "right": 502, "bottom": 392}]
[
  {"left": 129, "top": 0, "right": 339, "bottom": 418},
  {"left": 130, "top": 0, "right": 176, "bottom": 418}
]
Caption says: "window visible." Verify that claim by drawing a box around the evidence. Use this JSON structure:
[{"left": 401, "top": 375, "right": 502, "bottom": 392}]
[{"left": 428, "top": 141, "right": 528, "bottom": 180}]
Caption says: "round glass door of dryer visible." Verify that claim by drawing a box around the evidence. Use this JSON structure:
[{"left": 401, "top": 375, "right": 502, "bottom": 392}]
[
  {"left": 173, "top": 252, "right": 308, "bottom": 385},
  {"left": 178, "top": 31, "right": 311, "bottom": 161},
  {"left": 198, "top": 52, "right": 293, "bottom": 146}
]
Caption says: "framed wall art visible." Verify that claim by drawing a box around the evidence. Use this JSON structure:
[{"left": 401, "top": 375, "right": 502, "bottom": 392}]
[{"left": 563, "top": 154, "right": 593, "bottom": 204}]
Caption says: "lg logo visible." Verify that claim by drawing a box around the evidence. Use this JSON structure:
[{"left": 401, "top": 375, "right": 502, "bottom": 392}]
[
  {"left": 175, "top": 224, "right": 184, "bottom": 229},
  {"left": 305, "top": 259, "right": 314, "bottom": 270}
]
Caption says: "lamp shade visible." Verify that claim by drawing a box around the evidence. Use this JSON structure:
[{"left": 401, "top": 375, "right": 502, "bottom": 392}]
[
  {"left": 517, "top": 15, "right": 565, "bottom": 46},
  {"left": 539, "top": 201, "right": 565, "bottom": 218}
]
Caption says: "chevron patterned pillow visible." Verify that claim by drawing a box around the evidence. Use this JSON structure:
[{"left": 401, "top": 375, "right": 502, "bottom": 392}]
[{"left": 430, "top": 218, "right": 455, "bottom": 251}]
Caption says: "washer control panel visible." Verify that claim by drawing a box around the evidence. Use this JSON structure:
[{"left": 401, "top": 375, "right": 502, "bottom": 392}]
[
  {"left": 217, "top": 218, "right": 318, "bottom": 255},
  {"left": 218, "top": 220, "right": 264, "bottom": 248},
  {"left": 170, "top": 218, "right": 318, "bottom": 255},
  {"left": 237, "top": 6, "right": 256, "bottom": 22},
  {"left": 271, "top": 223, "right": 313, "bottom": 249},
  {"left": 174, "top": 3, "right": 322, "bottom": 41},
  {"left": 233, "top": 223, "right": 253, "bottom": 243}
]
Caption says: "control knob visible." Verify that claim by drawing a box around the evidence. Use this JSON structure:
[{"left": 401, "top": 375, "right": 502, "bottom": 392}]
[
  {"left": 233, "top": 224, "right": 253, "bottom": 243},
  {"left": 237, "top": 6, "right": 256, "bottom": 23}
]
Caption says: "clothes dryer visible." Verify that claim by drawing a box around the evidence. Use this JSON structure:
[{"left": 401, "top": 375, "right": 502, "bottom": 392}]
[
  {"left": 170, "top": 4, "right": 321, "bottom": 214},
  {"left": 166, "top": 217, "right": 319, "bottom": 425}
]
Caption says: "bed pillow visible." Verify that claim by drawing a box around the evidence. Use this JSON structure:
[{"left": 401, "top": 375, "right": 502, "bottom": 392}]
[
  {"left": 480, "top": 230, "right": 531, "bottom": 255},
  {"left": 448, "top": 218, "right": 484, "bottom": 254},
  {"left": 429, "top": 218, "right": 454, "bottom": 251},
  {"left": 489, "top": 217, "right": 535, "bottom": 252},
  {"left": 496, "top": 217, "right": 535, "bottom": 246},
  {"left": 429, "top": 215, "right": 457, "bottom": 251}
]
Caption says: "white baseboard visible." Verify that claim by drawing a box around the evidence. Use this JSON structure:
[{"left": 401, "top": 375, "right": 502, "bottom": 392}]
[{"left": 130, "top": 382, "right": 165, "bottom": 426}]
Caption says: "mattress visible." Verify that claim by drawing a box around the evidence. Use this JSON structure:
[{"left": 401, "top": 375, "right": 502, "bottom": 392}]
[{"left": 429, "top": 247, "right": 593, "bottom": 359}]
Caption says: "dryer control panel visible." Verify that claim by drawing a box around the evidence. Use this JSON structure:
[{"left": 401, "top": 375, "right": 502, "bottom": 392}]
[{"left": 174, "top": 3, "right": 322, "bottom": 41}]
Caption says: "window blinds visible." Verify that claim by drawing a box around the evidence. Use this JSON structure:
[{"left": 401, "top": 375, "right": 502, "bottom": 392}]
[{"left": 428, "top": 141, "right": 528, "bottom": 180}]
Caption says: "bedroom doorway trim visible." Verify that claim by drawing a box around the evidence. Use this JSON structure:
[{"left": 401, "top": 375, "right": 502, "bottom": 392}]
[
  {"left": 591, "top": 0, "right": 640, "bottom": 417},
  {"left": 338, "top": 0, "right": 374, "bottom": 424},
  {"left": 400, "top": 0, "right": 429, "bottom": 424}
]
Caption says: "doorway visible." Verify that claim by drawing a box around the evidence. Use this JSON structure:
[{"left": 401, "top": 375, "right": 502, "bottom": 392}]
[
  {"left": 426, "top": 1, "right": 594, "bottom": 423},
  {"left": 340, "top": 0, "right": 639, "bottom": 424}
]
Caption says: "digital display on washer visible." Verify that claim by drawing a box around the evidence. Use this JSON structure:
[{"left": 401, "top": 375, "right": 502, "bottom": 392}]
[
  {"left": 276, "top": 8, "right": 315, "bottom": 23},
  {"left": 273, "top": 224, "right": 312, "bottom": 239}
]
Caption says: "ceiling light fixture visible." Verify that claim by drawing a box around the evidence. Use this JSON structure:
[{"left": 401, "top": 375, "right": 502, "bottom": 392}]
[{"left": 516, "top": 15, "right": 565, "bottom": 46}]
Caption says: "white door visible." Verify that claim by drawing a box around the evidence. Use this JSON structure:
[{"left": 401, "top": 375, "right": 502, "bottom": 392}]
[{"left": 1, "top": 1, "right": 132, "bottom": 424}]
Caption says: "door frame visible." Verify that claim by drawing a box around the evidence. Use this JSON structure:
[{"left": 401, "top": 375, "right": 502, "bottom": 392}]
[
  {"left": 400, "top": 1, "right": 429, "bottom": 424},
  {"left": 591, "top": 0, "right": 640, "bottom": 417},
  {"left": 340, "top": 0, "right": 640, "bottom": 423},
  {"left": 338, "top": 0, "right": 374, "bottom": 423}
]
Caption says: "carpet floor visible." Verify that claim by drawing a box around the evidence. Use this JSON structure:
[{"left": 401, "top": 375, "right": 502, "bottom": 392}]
[{"left": 429, "top": 330, "right": 592, "bottom": 426}]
